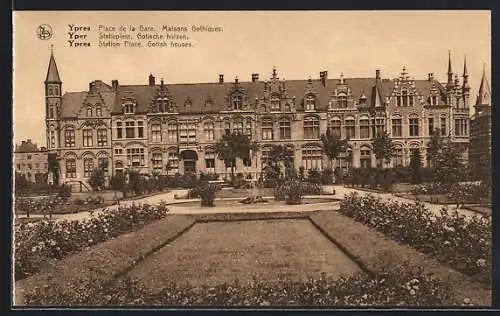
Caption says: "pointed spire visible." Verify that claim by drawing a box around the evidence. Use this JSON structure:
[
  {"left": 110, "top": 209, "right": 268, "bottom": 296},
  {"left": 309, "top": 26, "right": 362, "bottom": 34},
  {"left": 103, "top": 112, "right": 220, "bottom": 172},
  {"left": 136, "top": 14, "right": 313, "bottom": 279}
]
[
  {"left": 476, "top": 63, "right": 491, "bottom": 106},
  {"left": 446, "top": 50, "right": 454, "bottom": 89},
  {"left": 45, "top": 45, "right": 61, "bottom": 83},
  {"left": 462, "top": 55, "right": 470, "bottom": 93}
]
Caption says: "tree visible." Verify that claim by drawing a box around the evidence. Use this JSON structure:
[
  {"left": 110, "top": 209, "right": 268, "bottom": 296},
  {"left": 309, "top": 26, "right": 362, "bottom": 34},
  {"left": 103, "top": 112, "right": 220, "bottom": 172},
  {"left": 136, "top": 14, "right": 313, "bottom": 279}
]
[
  {"left": 214, "top": 132, "right": 258, "bottom": 179},
  {"left": 426, "top": 129, "right": 444, "bottom": 168},
  {"left": 409, "top": 149, "right": 423, "bottom": 184},
  {"left": 263, "top": 144, "right": 295, "bottom": 181},
  {"left": 111, "top": 173, "right": 126, "bottom": 198},
  {"left": 371, "top": 131, "right": 397, "bottom": 168},
  {"left": 88, "top": 162, "right": 107, "bottom": 191},
  {"left": 433, "top": 137, "right": 466, "bottom": 187},
  {"left": 321, "top": 129, "right": 349, "bottom": 169}
]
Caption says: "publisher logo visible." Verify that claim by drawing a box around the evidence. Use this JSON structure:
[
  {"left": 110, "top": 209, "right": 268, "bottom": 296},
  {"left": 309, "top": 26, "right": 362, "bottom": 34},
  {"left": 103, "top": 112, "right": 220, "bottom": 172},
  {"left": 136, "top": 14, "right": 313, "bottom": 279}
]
[{"left": 37, "top": 24, "right": 53, "bottom": 40}]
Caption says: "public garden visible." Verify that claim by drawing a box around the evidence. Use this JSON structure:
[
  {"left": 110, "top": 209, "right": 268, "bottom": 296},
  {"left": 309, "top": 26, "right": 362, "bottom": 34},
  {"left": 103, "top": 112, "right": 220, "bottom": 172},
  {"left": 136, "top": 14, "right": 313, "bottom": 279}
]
[{"left": 13, "top": 132, "right": 492, "bottom": 307}]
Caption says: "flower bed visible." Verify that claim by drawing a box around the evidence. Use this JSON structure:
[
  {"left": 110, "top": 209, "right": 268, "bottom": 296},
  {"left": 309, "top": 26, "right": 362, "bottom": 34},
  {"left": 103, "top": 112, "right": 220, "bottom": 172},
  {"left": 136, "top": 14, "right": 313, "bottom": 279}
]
[
  {"left": 411, "top": 182, "right": 491, "bottom": 205},
  {"left": 14, "top": 203, "right": 169, "bottom": 281},
  {"left": 67, "top": 264, "right": 455, "bottom": 306},
  {"left": 338, "top": 193, "right": 491, "bottom": 285}
]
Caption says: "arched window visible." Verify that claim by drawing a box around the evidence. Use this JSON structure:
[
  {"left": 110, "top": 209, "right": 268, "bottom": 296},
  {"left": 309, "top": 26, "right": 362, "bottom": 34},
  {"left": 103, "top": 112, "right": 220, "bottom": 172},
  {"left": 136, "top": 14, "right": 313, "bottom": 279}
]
[
  {"left": 360, "top": 146, "right": 372, "bottom": 168},
  {"left": 344, "top": 117, "right": 355, "bottom": 139},
  {"left": 279, "top": 119, "right": 291, "bottom": 140},
  {"left": 359, "top": 117, "right": 370, "bottom": 139},
  {"left": 329, "top": 118, "right": 341, "bottom": 137},
  {"left": 151, "top": 123, "right": 162, "bottom": 142},
  {"left": 262, "top": 118, "right": 273, "bottom": 140},
  {"left": 391, "top": 116, "right": 402, "bottom": 137},
  {"left": 54, "top": 86, "right": 60, "bottom": 96},
  {"left": 204, "top": 121, "right": 214, "bottom": 141},
  {"left": 86, "top": 107, "right": 92, "bottom": 117},
  {"left": 409, "top": 114, "right": 419, "bottom": 137},
  {"left": 305, "top": 94, "right": 316, "bottom": 111},
  {"left": 338, "top": 95, "right": 348, "bottom": 108},
  {"left": 303, "top": 116, "right": 320, "bottom": 139},
  {"left": 302, "top": 145, "right": 323, "bottom": 170},
  {"left": 96, "top": 105, "right": 102, "bottom": 117},
  {"left": 83, "top": 158, "right": 94, "bottom": 178},
  {"left": 82, "top": 128, "right": 93, "bottom": 147},
  {"left": 283, "top": 103, "right": 291, "bottom": 112},
  {"left": 167, "top": 149, "right": 179, "bottom": 174},
  {"left": 245, "top": 119, "right": 252, "bottom": 136},
  {"left": 64, "top": 127, "right": 75, "bottom": 147},
  {"left": 48, "top": 86, "right": 53, "bottom": 96},
  {"left": 65, "top": 158, "right": 76, "bottom": 178},
  {"left": 168, "top": 122, "right": 178, "bottom": 142}
]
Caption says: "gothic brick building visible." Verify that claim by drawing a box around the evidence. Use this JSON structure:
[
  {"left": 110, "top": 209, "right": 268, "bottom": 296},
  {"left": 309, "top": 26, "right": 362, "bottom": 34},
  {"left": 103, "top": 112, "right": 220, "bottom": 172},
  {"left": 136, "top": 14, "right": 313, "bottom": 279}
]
[{"left": 44, "top": 50, "right": 472, "bottom": 185}]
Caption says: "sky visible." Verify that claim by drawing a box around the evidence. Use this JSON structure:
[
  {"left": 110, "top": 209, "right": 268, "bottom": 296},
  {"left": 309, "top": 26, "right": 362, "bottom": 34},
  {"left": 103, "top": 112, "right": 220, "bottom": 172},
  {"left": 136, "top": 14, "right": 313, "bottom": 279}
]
[{"left": 13, "top": 11, "right": 491, "bottom": 147}]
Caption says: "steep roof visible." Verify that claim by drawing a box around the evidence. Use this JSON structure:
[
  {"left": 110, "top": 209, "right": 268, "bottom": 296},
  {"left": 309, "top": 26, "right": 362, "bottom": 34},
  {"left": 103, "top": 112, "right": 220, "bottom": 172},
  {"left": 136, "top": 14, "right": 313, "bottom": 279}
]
[
  {"left": 45, "top": 51, "right": 61, "bottom": 83},
  {"left": 15, "top": 140, "right": 40, "bottom": 153},
  {"left": 59, "top": 76, "right": 448, "bottom": 118},
  {"left": 476, "top": 64, "right": 491, "bottom": 106}
]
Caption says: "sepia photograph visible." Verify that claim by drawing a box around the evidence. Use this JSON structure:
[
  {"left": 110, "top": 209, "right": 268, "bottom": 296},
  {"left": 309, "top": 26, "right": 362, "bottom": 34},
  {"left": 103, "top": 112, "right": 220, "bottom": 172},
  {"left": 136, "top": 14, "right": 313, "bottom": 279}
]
[{"left": 12, "top": 10, "right": 492, "bottom": 308}]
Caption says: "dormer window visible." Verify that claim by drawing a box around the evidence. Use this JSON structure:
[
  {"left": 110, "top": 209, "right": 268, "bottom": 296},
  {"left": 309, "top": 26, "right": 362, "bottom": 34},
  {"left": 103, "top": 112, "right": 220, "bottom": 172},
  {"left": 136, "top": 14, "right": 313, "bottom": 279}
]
[
  {"left": 430, "top": 95, "right": 438, "bottom": 106},
  {"left": 270, "top": 95, "right": 280, "bottom": 111},
  {"left": 305, "top": 94, "right": 315, "bottom": 111},
  {"left": 232, "top": 94, "right": 243, "bottom": 110},
  {"left": 124, "top": 102, "right": 135, "bottom": 114},
  {"left": 87, "top": 107, "right": 92, "bottom": 117},
  {"left": 398, "top": 89, "right": 413, "bottom": 107},
  {"left": 185, "top": 98, "right": 192, "bottom": 108}
]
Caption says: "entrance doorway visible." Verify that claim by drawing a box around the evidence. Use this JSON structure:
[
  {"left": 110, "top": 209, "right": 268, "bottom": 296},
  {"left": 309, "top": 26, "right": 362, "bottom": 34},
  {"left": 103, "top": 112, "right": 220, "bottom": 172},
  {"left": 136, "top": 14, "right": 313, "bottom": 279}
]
[{"left": 180, "top": 150, "right": 198, "bottom": 174}]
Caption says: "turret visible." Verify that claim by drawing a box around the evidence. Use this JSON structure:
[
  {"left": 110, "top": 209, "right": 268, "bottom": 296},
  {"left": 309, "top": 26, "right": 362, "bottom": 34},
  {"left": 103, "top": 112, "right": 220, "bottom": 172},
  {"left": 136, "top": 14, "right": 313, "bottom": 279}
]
[{"left": 44, "top": 45, "right": 62, "bottom": 150}]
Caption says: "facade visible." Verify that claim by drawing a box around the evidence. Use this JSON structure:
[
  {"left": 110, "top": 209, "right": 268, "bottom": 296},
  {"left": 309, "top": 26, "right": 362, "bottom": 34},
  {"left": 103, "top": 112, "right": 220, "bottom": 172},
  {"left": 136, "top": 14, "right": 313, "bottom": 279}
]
[
  {"left": 14, "top": 139, "right": 49, "bottom": 183},
  {"left": 469, "top": 65, "right": 492, "bottom": 176},
  {"left": 44, "top": 50, "right": 471, "bottom": 185}
]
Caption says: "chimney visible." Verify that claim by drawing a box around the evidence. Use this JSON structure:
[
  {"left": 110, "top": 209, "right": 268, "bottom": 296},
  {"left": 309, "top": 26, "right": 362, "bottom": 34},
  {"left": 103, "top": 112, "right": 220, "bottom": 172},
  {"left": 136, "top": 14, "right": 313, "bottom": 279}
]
[
  {"left": 252, "top": 73, "right": 259, "bottom": 82},
  {"left": 27, "top": 139, "right": 32, "bottom": 143},
  {"left": 112, "top": 80, "right": 119, "bottom": 89},
  {"left": 148, "top": 74, "right": 155, "bottom": 86},
  {"left": 428, "top": 73, "right": 434, "bottom": 81},
  {"left": 320, "top": 71, "right": 328, "bottom": 87},
  {"left": 21, "top": 141, "right": 26, "bottom": 145},
  {"left": 219, "top": 74, "right": 224, "bottom": 84},
  {"left": 375, "top": 69, "right": 381, "bottom": 80}
]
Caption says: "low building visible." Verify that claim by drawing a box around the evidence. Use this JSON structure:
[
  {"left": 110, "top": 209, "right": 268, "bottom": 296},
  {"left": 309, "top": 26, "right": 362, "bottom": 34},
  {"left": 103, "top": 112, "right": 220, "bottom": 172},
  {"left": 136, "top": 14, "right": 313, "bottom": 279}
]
[{"left": 14, "top": 139, "right": 49, "bottom": 183}]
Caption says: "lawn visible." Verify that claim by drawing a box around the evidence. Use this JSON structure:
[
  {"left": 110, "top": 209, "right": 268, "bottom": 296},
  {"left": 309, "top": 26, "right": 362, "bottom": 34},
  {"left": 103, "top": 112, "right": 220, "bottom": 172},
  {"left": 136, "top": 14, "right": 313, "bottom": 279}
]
[{"left": 128, "top": 219, "right": 363, "bottom": 290}]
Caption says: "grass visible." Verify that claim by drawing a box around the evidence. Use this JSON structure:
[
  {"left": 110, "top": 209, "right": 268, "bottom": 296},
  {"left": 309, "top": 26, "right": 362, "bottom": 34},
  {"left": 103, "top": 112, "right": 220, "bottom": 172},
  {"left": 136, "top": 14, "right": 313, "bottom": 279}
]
[{"left": 127, "top": 219, "right": 363, "bottom": 290}]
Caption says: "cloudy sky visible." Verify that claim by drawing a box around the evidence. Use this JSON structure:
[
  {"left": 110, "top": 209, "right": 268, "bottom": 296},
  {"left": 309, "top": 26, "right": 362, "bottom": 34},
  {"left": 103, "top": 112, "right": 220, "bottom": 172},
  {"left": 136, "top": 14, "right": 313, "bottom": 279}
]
[{"left": 13, "top": 11, "right": 491, "bottom": 147}]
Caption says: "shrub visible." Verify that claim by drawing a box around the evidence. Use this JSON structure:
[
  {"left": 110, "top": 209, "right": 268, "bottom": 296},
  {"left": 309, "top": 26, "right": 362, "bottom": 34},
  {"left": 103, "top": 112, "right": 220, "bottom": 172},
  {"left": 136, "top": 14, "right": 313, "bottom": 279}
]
[
  {"left": 44, "top": 264, "right": 453, "bottom": 306},
  {"left": 274, "top": 181, "right": 321, "bottom": 204},
  {"left": 339, "top": 193, "right": 491, "bottom": 284},
  {"left": 188, "top": 181, "right": 222, "bottom": 207},
  {"left": 320, "top": 168, "right": 334, "bottom": 185},
  {"left": 14, "top": 203, "right": 169, "bottom": 281},
  {"left": 307, "top": 169, "right": 321, "bottom": 184}
]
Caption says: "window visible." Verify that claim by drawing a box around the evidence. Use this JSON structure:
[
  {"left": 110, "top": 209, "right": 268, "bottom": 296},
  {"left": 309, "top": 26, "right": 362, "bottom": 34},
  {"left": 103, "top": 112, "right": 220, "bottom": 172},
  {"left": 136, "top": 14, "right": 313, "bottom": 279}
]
[
  {"left": 360, "top": 148, "right": 372, "bottom": 168},
  {"left": 232, "top": 94, "right": 243, "bottom": 110},
  {"left": 440, "top": 117, "right": 447, "bottom": 136},
  {"left": 48, "top": 87, "right": 53, "bottom": 95},
  {"left": 35, "top": 163, "right": 39, "bottom": 169},
  {"left": 398, "top": 89, "right": 412, "bottom": 107},
  {"left": 116, "top": 122, "right": 123, "bottom": 139},
  {"left": 167, "top": 151, "right": 179, "bottom": 173},
  {"left": 65, "top": 159, "right": 76, "bottom": 178},
  {"left": 304, "top": 117, "right": 320, "bottom": 139},
  {"left": 224, "top": 121, "right": 231, "bottom": 135},
  {"left": 86, "top": 107, "right": 92, "bottom": 117},
  {"left": 234, "top": 121, "right": 244, "bottom": 135},
  {"left": 428, "top": 118, "right": 434, "bottom": 136},
  {"left": 330, "top": 119, "right": 341, "bottom": 137},
  {"left": 204, "top": 121, "right": 214, "bottom": 141},
  {"left": 151, "top": 124, "right": 162, "bottom": 142},
  {"left": 125, "top": 121, "right": 135, "bottom": 138},
  {"left": 97, "top": 157, "right": 109, "bottom": 175},
  {"left": 138, "top": 121, "right": 144, "bottom": 138},
  {"left": 49, "top": 106, "right": 54, "bottom": 119},
  {"left": 16, "top": 164, "right": 20, "bottom": 170},
  {"left": 54, "top": 86, "right": 59, "bottom": 96},
  {"left": 65, "top": 128, "right": 75, "bottom": 147},
  {"left": 430, "top": 95, "right": 438, "bottom": 105},
  {"left": 152, "top": 152, "right": 163, "bottom": 172},
  {"left": 96, "top": 107, "right": 102, "bottom": 117},
  {"left": 84, "top": 158, "right": 94, "bottom": 177},
  {"left": 205, "top": 151, "right": 216, "bottom": 170},
  {"left": 188, "top": 123, "right": 197, "bottom": 142},
  {"left": 168, "top": 122, "right": 177, "bottom": 142},
  {"left": 245, "top": 119, "right": 252, "bottom": 136},
  {"left": 270, "top": 96, "right": 280, "bottom": 111},
  {"left": 114, "top": 148, "right": 123, "bottom": 155},
  {"left": 126, "top": 148, "right": 145, "bottom": 167},
  {"left": 28, "top": 164, "right": 32, "bottom": 170},
  {"left": 96, "top": 129, "right": 107, "bottom": 147},
  {"left": 409, "top": 118, "right": 419, "bottom": 136},
  {"left": 305, "top": 95, "right": 316, "bottom": 111},
  {"left": 360, "top": 118, "right": 370, "bottom": 139},
  {"left": 284, "top": 103, "right": 291, "bottom": 112},
  {"left": 262, "top": 119, "right": 274, "bottom": 140},
  {"left": 345, "top": 118, "right": 355, "bottom": 139},
  {"left": 394, "top": 147, "right": 404, "bottom": 167},
  {"left": 50, "top": 130, "right": 56, "bottom": 148},
  {"left": 82, "top": 129, "right": 93, "bottom": 147},
  {"left": 338, "top": 95, "right": 348, "bottom": 108},
  {"left": 124, "top": 102, "right": 134, "bottom": 114},
  {"left": 455, "top": 119, "right": 468, "bottom": 136},
  {"left": 375, "top": 119, "right": 385, "bottom": 136},
  {"left": 392, "top": 118, "right": 402, "bottom": 137},
  {"left": 302, "top": 146, "right": 323, "bottom": 170},
  {"left": 179, "top": 122, "right": 196, "bottom": 143},
  {"left": 27, "top": 155, "right": 32, "bottom": 160},
  {"left": 243, "top": 157, "right": 252, "bottom": 167},
  {"left": 279, "top": 119, "right": 291, "bottom": 140}
]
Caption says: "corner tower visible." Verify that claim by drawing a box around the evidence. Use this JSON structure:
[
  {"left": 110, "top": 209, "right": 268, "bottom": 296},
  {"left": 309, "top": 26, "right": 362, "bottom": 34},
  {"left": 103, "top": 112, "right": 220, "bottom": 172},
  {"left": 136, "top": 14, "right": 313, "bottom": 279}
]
[{"left": 44, "top": 45, "right": 62, "bottom": 150}]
